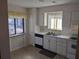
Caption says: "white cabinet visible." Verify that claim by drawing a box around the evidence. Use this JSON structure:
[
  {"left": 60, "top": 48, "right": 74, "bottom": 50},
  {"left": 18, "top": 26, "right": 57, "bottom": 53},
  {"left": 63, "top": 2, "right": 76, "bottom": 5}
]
[
  {"left": 49, "top": 37, "right": 57, "bottom": 53},
  {"left": 9, "top": 35, "right": 26, "bottom": 51},
  {"left": 16, "top": 36, "right": 24, "bottom": 48},
  {"left": 43, "top": 36, "right": 50, "bottom": 50},
  {"left": 44, "top": 36, "right": 57, "bottom": 52},
  {"left": 35, "top": 37, "right": 43, "bottom": 45},
  {"left": 56, "top": 38, "right": 67, "bottom": 56},
  {"left": 71, "top": 11, "right": 79, "bottom": 25},
  {"left": 43, "top": 35, "right": 67, "bottom": 57}
]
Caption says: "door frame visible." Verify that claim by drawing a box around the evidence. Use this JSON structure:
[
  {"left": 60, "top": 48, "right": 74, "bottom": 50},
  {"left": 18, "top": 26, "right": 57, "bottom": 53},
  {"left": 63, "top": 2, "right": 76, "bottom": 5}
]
[
  {"left": 0, "top": 0, "right": 10, "bottom": 59},
  {"left": 76, "top": 25, "right": 79, "bottom": 59}
]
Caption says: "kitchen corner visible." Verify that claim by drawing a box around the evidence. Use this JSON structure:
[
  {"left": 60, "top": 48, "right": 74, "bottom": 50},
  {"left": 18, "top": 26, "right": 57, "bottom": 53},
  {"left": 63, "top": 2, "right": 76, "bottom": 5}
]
[{"left": 34, "top": 30, "right": 77, "bottom": 59}]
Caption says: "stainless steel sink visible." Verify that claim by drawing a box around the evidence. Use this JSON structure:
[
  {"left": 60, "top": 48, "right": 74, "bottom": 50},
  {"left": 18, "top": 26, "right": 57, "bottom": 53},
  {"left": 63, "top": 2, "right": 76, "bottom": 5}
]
[{"left": 46, "top": 32, "right": 58, "bottom": 36}]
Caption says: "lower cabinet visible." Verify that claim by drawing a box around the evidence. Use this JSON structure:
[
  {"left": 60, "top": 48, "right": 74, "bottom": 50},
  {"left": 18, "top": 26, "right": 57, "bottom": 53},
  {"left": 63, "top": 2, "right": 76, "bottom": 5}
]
[
  {"left": 56, "top": 38, "right": 67, "bottom": 56},
  {"left": 43, "top": 36, "right": 50, "bottom": 50},
  {"left": 43, "top": 36, "right": 67, "bottom": 57},
  {"left": 10, "top": 35, "right": 25, "bottom": 51},
  {"left": 57, "top": 45, "right": 67, "bottom": 56},
  {"left": 49, "top": 38, "right": 57, "bottom": 53}
]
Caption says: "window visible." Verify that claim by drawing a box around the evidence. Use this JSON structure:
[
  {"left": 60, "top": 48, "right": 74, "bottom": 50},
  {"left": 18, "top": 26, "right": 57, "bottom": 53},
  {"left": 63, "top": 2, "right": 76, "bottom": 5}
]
[
  {"left": 16, "top": 18, "right": 24, "bottom": 34},
  {"left": 8, "top": 17, "right": 15, "bottom": 34},
  {"left": 8, "top": 17, "right": 24, "bottom": 35},
  {"left": 44, "top": 11, "right": 63, "bottom": 30}
]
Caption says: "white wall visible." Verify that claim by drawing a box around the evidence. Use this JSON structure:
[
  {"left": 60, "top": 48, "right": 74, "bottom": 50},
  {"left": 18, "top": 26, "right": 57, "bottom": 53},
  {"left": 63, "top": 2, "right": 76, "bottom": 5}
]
[
  {"left": 8, "top": 4, "right": 30, "bottom": 51},
  {"left": 27, "top": 3, "right": 79, "bottom": 46},
  {"left": 8, "top": 4, "right": 27, "bottom": 14},
  {"left": 37, "top": 3, "right": 79, "bottom": 35},
  {"left": 28, "top": 8, "right": 37, "bottom": 45}
]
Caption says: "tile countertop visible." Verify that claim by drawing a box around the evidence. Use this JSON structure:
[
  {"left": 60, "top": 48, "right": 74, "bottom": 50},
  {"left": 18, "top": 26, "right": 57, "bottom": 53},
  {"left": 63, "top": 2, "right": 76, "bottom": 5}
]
[
  {"left": 35, "top": 32, "right": 70, "bottom": 39},
  {"left": 45, "top": 35, "right": 71, "bottom": 40},
  {"left": 55, "top": 35, "right": 70, "bottom": 39}
]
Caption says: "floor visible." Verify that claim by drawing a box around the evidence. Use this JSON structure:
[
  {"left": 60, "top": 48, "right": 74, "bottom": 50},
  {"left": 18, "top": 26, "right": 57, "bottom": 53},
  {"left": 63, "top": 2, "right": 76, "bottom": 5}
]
[{"left": 11, "top": 45, "right": 68, "bottom": 59}]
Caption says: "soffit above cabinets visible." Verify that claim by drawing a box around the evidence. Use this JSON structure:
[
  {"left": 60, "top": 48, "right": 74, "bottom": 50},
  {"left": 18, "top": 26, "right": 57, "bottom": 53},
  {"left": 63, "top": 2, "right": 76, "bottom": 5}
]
[{"left": 8, "top": 0, "right": 79, "bottom": 8}]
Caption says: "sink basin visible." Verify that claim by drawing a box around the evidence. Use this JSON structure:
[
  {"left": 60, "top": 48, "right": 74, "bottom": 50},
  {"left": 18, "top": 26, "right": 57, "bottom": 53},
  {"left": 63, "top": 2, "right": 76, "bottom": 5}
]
[{"left": 46, "top": 32, "right": 58, "bottom": 36}]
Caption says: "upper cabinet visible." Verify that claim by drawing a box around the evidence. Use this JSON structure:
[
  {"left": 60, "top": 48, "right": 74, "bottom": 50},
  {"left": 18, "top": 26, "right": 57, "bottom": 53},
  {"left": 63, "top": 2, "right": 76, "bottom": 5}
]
[{"left": 71, "top": 11, "right": 79, "bottom": 25}]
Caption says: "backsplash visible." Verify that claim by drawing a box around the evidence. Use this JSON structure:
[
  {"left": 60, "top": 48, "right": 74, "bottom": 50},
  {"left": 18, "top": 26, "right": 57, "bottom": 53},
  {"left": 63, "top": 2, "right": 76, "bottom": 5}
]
[
  {"left": 35, "top": 24, "right": 78, "bottom": 37},
  {"left": 39, "top": 26, "right": 71, "bottom": 36}
]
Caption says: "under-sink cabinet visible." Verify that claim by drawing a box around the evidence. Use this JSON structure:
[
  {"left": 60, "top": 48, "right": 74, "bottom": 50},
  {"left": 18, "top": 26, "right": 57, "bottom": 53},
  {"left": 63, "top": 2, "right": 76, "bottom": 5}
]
[
  {"left": 43, "top": 36, "right": 50, "bottom": 50},
  {"left": 49, "top": 37, "right": 57, "bottom": 53},
  {"left": 43, "top": 35, "right": 68, "bottom": 57}
]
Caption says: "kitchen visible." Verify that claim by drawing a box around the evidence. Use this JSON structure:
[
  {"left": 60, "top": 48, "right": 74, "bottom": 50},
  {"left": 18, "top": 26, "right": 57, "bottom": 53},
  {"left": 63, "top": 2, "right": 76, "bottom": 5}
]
[
  {"left": 2, "top": 1, "right": 79, "bottom": 59},
  {"left": 29, "top": 4, "right": 79, "bottom": 59}
]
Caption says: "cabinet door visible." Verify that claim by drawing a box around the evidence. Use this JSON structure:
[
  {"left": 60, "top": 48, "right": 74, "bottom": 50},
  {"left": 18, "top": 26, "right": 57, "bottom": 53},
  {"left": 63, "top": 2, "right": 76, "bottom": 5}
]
[
  {"left": 57, "top": 46, "right": 63, "bottom": 55},
  {"left": 71, "top": 11, "right": 79, "bottom": 24},
  {"left": 14, "top": 36, "right": 24, "bottom": 49},
  {"left": 49, "top": 38, "right": 57, "bottom": 52},
  {"left": 43, "top": 37, "right": 50, "bottom": 50},
  {"left": 57, "top": 38, "right": 67, "bottom": 56}
]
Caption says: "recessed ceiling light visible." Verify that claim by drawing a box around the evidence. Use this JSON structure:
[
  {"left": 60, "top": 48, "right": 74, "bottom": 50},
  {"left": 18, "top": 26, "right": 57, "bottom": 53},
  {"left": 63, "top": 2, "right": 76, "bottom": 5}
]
[{"left": 52, "top": 1, "right": 56, "bottom": 3}]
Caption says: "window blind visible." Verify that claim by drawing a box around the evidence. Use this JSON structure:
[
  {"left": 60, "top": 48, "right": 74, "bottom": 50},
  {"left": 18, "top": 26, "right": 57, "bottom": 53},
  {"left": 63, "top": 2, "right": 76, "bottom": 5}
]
[{"left": 47, "top": 11, "right": 63, "bottom": 30}]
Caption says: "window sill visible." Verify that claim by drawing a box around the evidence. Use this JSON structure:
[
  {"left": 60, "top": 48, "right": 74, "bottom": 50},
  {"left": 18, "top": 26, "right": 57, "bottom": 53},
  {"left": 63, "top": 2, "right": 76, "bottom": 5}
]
[{"left": 9, "top": 33, "right": 24, "bottom": 38}]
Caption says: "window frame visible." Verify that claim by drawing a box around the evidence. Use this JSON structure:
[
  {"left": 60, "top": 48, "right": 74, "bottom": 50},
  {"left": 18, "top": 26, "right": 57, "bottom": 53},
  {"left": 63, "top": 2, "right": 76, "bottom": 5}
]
[
  {"left": 15, "top": 18, "right": 24, "bottom": 34},
  {"left": 8, "top": 17, "right": 24, "bottom": 36},
  {"left": 8, "top": 17, "right": 15, "bottom": 35},
  {"left": 46, "top": 11, "right": 63, "bottom": 31}
]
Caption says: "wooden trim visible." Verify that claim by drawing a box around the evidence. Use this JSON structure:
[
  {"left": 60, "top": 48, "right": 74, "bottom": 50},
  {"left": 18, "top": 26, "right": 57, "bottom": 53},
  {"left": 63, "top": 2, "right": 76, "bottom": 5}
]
[
  {"left": 76, "top": 25, "right": 79, "bottom": 59},
  {"left": 0, "top": 0, "right": 10, "bottom": 59}
]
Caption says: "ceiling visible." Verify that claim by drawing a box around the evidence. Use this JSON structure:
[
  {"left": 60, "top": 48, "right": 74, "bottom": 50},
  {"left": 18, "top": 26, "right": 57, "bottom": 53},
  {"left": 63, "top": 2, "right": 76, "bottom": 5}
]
[{"left": 8, "top": 0, "right": 79, "bottom": 8}]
